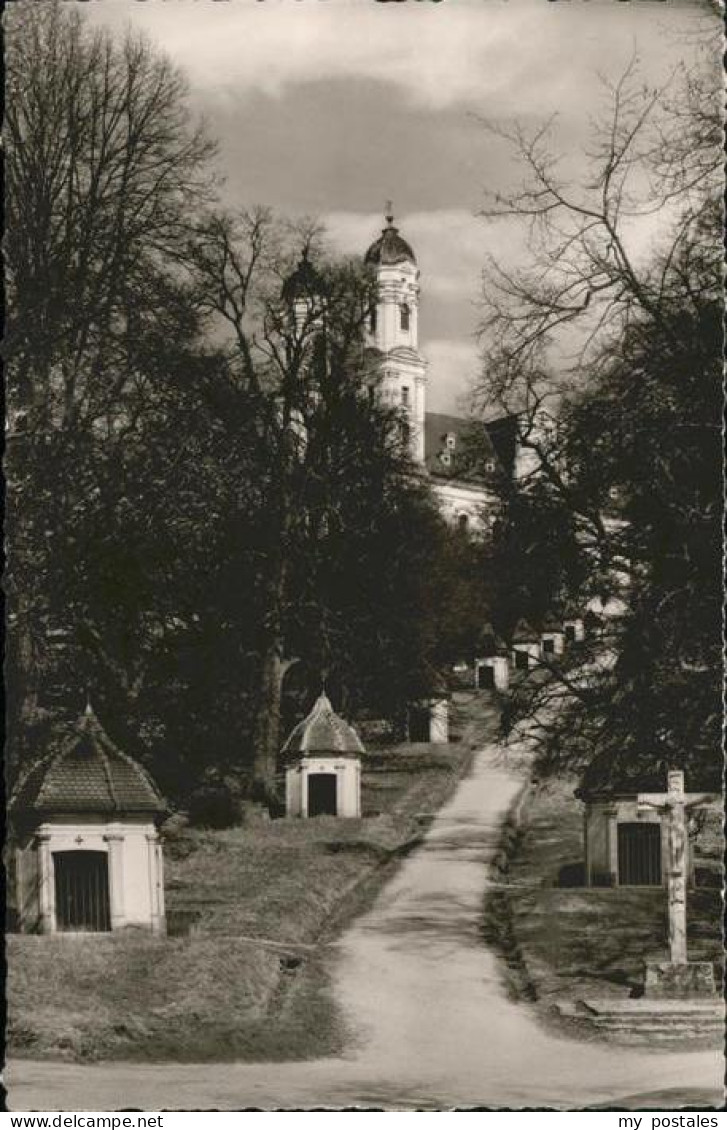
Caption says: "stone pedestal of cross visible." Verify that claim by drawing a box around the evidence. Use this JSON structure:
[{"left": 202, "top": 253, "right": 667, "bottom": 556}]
[{"left": 638, "top": 769, "right": 717, "bottom": 998}]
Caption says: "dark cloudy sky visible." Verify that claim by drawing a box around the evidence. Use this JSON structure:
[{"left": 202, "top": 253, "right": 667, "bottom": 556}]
[{"left": 87, "top": 0, "right": 713, "bottom": 411}]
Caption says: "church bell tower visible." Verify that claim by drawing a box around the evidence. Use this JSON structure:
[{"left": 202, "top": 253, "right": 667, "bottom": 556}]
[{"left": 364, "top": 206, "right": 427, "bottom": 463}]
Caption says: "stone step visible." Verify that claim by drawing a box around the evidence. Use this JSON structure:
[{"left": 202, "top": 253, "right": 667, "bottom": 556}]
[
  {"left": 590, "top": 1029, "right": 723, "bottom": 1045},
  {"left": 570, "top": 998, "right": 724, "bottom": 1039},
  {"left": 581, "top": 998, "right": 724, "bottom": 1020},
  {"left": 590, "top": 1017, "right": 724, "bottom": 1032}
]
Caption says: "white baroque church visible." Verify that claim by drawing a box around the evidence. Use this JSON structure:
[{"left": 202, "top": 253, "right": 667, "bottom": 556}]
[
  {"left": 363, "top": 209, "right": 517, "bottom": 532},
  {"left": 282, "top": 207, "right": 521, "bottom": 532}
]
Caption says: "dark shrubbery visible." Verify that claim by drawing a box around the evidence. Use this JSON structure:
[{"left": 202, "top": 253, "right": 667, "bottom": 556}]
[{"left": 187, "top": 783, "right": 241, "bottom": 829}]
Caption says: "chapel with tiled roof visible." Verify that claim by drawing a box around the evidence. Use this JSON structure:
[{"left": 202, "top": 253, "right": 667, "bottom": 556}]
[
  {"left": 10, "top": 704, "right": 167, "bottom": 936},
  {"left": 11, "top": 703, "right": 165, "bottom": 825}
]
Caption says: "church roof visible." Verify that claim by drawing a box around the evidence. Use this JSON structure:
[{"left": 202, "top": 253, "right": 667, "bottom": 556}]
[
  {"left": 365, "top": 211, "right": 416, "bottom": 267},
  {"left": 281, "top": 249, "right": 329, "bottom": 303},
  {"left": 424, "top": 412, "right": 506, "bottom": 483},
  {"left": 477, "top": 622, "right": 507, "bottom": 655},
  {"left": 10, "top": 706, "right": 166, "bottom": 822},
  {"left": 562, "top": 601, "right": 584, "bottom": 621},
  {"left": 484, "top": 415, "right": 520, "bottom": 479},
  {"left": 281, "top": 693, "right": 365, "bottom": 758},
  {"left": 541, "top": 611, "right": 564, "bottom": 632},
  {"left": 583, "top": 608, "right": 605, "bottom": 629}
]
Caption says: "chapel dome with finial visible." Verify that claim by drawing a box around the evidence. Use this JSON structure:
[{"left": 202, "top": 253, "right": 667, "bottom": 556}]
[
  {"left": 364, "top": 205, "right": 417, "bottom": 267},
  {"left": 477, "top": 621, "right": 506, "bottom": 656},
  {"left": 281, "top": 693, "right": 365, "bottom": 759},
  {"left": 281, "top": 248, "right": 329, "bottom": 303},
  {"left": 512, "top": 619, "right": 539, "bottom": 644},
  {"left": 10, "top": 704, "right": 166, "bottom": 823}
]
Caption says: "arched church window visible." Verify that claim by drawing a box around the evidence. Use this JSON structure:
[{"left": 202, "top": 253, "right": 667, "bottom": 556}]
[
  {"left": 400, "top": 303, "right": 410, "bottom": 332},
  {"left": 369, "top": 307, "right": 377, "bottom": 333},
  {"left": 401, "top": 386, "right": 410, "bottom": 406},
  {"left": 457, "top": 513, "right": 469, "bottom": 532}
]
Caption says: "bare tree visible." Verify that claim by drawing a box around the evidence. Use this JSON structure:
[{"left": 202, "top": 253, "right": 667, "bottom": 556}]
[
  {"left": 5, "top": 1, "right": 218, "bottom": 759},
  {"left": 477, "top": 51, "right": 721, "bottom": 382},
  {"left": 473, "top": 47, "right": 723, "bottom": 783},
  {"left": 5, "top": 1, "right": 217, "bottom": 434}
]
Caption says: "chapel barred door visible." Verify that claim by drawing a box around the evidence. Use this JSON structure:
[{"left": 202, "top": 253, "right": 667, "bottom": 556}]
[
  {"left": 617, "top": 822, "right": 662, "bottom": 886},
  {"left": 477, "top": 665, "right": 495, "bottom": 689},
  {"left": 308, "top": 774, "right": 338, "bottom": 817},
  {"left": 408, "top": 707, "right": 431, "bottom": 742},
  {"left": 53, "top": 851, "right": 111, "bottom": 931}
]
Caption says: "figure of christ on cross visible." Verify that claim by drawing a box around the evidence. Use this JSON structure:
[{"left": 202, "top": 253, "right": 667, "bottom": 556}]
[{"left": 638, "top": 769, "right": 716, "bottom": 968}]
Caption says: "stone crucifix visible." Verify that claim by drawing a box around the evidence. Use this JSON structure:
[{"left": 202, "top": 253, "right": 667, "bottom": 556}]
[{"left": 637, "top": 769, "right": 715, "bottom": 965}]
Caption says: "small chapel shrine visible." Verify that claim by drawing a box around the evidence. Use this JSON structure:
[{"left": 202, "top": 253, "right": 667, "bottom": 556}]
[
  {"left": 576, "top": 758, "right": 718, "bottom": 890},
  {"left": 540, "top": 612, "right": 565, "bottom": 658},
  {"left": 511, "top": 620, "right": 540, "bottom": 671},
  {"left": 11, "top": 705, "right": 167, "bottom": 935},
  {"left": 562, "top": 603, "right": 586, "bottom": 644},
  {"left": 578, "top": 776, "right": 669, "bottom": 888},
  {"left": 282, "top": 693, "right": 363, "bottom": 819},
  {"left": 408, "top": 695, "right": 450, "bottom": 743},
  {"left": 475, "top": 653, "right": 509, "bottom": 692}
]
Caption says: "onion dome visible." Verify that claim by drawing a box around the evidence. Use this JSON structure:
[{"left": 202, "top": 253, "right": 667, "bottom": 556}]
[
  {"left": 512, "top": 619, "right": 539, "bottom": 644},
  {"left": 477, "top": 622, "right": 497, "bottom": 656},
  {"left": 10, "top": 704, "right": 166, "bottom": 825},
  {"left": 477, "top": 622, "right": 507, "bottom": 656},
  {"left": 281, "top": 248, "right": 329, "bottom": 303},
  {"left": 281, "top": 693, "right": 365, "bottom": 759},
  {"left": 562, "top": 600, "right": 583, "bottom": 620},
  {"left": 364, "top": 206, "right": 416, "bottom": 267},
  {"left": 434, "top": 677, "right": 451, "bottom": 698}
]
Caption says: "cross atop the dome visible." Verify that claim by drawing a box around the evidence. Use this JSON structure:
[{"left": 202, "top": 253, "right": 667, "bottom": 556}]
[{"left": 385, "top": 200, "right": 395, "bottom": 227}]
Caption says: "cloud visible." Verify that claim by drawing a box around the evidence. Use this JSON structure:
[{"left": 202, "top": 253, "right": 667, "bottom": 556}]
[
  {"left": 88, "top": 0, "right": 701, "bottom": 116},
  {"left": 90, "top": 0, "right": 528, "bottom": 111},
  {"left": 424, "top": 340, "right": 482, "bottom": 415}
]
